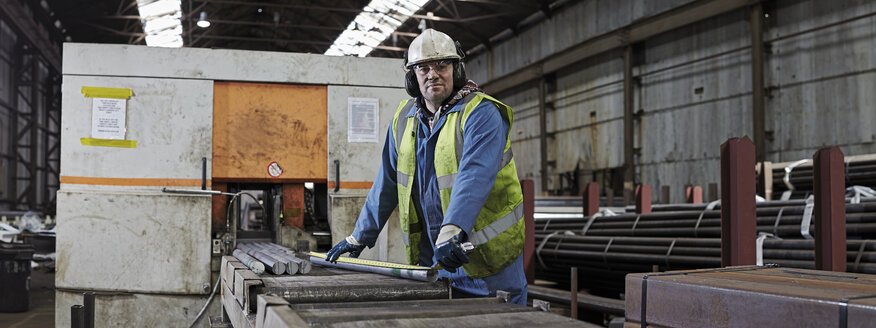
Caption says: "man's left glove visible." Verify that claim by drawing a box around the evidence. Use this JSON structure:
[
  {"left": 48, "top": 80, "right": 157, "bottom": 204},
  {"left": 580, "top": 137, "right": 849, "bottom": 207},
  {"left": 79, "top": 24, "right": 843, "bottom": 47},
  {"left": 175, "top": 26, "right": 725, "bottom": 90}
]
[
  {"left": 435, "top": 228, "right": 469, "bottom": 273},
  {"left": 326, "top": 236, "right": 366, "bottom": 263}
]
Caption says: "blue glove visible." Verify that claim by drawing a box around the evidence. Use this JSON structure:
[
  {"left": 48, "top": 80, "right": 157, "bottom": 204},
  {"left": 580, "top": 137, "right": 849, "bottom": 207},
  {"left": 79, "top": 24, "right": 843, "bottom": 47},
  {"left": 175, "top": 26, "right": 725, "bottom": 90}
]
[
  {"left": 435, "top": 233, "right": 470, "bottom": 273},
  {"left": 326, "top": 240, "right": 365, "bottom": 263}
]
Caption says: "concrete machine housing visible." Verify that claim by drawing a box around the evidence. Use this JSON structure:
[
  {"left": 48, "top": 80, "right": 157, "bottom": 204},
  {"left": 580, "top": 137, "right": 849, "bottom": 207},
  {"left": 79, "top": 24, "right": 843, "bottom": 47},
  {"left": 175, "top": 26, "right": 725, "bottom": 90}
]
[{"left": 56, "top": 43, "right": 408, "bottom": 326}]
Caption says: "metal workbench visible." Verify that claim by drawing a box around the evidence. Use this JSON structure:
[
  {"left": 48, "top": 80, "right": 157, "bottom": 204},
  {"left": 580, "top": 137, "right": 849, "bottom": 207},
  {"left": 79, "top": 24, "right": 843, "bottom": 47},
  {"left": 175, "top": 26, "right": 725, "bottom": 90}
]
[{"left": 215, "top": 256, "right": 594, "bottom": 328}]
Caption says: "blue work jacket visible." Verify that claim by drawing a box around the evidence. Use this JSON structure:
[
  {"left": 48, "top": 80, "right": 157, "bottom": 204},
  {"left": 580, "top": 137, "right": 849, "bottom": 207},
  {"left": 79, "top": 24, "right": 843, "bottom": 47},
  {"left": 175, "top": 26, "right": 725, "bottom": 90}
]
[{"left": 351, "top": 97, "right": 527, "bottom": 305}]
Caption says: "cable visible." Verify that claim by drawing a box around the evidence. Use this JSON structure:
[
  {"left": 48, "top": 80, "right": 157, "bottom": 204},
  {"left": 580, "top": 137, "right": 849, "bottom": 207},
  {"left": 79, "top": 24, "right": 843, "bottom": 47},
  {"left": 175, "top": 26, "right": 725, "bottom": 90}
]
[{"left": 188, "top": 276, "right": 221, "bottom": 328}]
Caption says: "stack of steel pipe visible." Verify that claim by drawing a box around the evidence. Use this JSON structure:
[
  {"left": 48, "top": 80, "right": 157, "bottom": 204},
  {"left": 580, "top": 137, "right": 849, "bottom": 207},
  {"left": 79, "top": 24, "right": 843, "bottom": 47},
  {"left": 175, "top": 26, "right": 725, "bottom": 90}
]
[
  {"left": 768, "top": 156, "right": 876, "bottom": 200},
  {"left": 534, "top": 199, "right": 876, "bottom": 295},
  {"left": 235, "top": 242, "right": 313, "bottom": 275},
  {"left": 538, "top": 201, "right": 876, "bottom": 239}
]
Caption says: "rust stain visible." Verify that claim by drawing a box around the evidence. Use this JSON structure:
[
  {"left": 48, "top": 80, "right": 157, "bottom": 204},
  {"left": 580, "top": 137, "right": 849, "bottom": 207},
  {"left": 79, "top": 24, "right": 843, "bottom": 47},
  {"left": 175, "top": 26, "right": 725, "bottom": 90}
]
[{"left": 213, "top": 82, "right": 327, "bottom": 180}]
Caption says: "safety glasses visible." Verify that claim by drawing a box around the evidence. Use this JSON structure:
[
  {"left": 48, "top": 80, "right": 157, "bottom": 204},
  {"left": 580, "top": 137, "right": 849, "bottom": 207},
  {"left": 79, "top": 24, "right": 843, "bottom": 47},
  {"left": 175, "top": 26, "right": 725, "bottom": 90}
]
[{"left": 412, "top": 59, "right": 454, "bottom": 75}]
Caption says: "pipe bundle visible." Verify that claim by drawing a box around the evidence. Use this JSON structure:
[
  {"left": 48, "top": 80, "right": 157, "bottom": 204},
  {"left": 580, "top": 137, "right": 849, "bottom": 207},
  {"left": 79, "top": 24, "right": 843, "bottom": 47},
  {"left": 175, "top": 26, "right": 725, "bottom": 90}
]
[
  {"left": 533, "top": 198, "right": 876, "bottom": 295},
  {"left": 769, "top": 157, "right": 876, "bottom": 200}
]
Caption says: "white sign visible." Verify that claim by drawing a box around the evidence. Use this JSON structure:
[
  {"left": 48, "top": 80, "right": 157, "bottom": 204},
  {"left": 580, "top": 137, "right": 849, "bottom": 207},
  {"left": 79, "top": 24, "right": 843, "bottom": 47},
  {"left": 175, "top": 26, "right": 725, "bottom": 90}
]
[
  {"left": 348, "top": 97, "right": 379, "bottom": 143},
  {"left": 91, "top": 98, "right": 127, "bottom": 139}
]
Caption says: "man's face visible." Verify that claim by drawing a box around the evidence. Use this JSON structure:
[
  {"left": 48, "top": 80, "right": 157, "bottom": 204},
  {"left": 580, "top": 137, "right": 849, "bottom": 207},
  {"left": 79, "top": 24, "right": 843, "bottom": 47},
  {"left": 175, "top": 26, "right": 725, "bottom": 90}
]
[{"left": 413, "top": 59, "right": 454, "bottom": 106}]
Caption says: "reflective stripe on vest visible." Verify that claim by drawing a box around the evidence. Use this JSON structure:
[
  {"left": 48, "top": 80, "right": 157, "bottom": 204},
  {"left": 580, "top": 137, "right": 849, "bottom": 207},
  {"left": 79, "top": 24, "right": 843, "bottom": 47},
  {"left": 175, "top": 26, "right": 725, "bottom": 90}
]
[
  {"left": 395, "top": 101, "right": 416, "bottom": 153},
  {"left": 395, "top": 100, "right": 417, "bottom": 189},
  {"left": 468, "top": 203, "right": 524, "bottom": 246},
  {"left": 398, "top": 172, "right": 410, "bottom": 188}
]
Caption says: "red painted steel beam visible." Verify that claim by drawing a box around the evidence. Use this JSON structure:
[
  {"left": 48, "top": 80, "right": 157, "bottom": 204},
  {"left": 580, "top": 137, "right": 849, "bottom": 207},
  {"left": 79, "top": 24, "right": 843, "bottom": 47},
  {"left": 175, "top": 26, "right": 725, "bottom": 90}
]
[
  {"left": 522, "top": 179, "right": 535, "bottom": 284},
  {"left": 686, "top": 185, "right": 703, "bottom": 204},
  {"left": 720, "top": 137, "right": 757, "bottom": 266},
  {"left": 813, "top": 147, "right": 847, "bottom": 272},
  {"left": 582, "top": 182, "right": 599, "bottom": 216},
  {"left": 636, "top": 185, "right": 652, "bottom": 214}
]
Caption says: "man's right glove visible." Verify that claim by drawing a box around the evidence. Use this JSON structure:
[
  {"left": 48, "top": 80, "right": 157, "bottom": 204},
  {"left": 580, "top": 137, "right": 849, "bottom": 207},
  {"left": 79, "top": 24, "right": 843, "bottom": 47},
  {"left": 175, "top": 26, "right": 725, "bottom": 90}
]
[
  {"left": 326, "top": 236, "right": 366, "bottom": 263},
  {"left": 434, "top": 233, "right": 470, "bottom": 273}
]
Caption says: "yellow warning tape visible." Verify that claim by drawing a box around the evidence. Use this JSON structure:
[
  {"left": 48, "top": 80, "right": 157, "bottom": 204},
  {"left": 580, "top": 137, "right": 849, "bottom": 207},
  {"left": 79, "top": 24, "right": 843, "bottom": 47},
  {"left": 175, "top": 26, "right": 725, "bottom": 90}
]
[
  {"left": 80, "top": 138, "right": 137, "bottom": 148},
  {"left": 81, "top": 86, "right": 133, "bottom": 99},
  {"left": 310, "top": 251, "right": 431, "bottom": 270}
]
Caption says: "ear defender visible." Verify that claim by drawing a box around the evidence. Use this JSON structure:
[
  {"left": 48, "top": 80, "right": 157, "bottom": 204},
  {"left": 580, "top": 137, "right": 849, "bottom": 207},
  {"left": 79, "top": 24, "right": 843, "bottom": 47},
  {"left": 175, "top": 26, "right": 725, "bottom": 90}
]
[
  {"left": 452, "top": 41, "right": 467, "bottom": 90},
  {"left": 405, "top": 70, "right": 421, "bottom": 97}
]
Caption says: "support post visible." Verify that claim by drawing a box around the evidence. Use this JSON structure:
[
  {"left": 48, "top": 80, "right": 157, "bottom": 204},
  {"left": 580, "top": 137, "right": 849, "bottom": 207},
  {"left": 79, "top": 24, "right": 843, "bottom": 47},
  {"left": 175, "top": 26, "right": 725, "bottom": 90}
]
[
  {"left": 720, "top": 137, "right": 757, "bottom": 267},
  {"left": 750, "top": 4, "right": 767, "bottom": 165},
  {"left": 661, "top": 186, "right": 670, "bottom": 204},
  {"left": 582, "top": 182, "right": 599, "bottom": 216},
  {"left": 84, "top": 292, "right": 94, "bottom": 328},
  {"left": 570, "top": 267, "right": 578, "bottom": 319},
  {"left": 522, "top": 179, "right": 535, "bottom": 284},
  {"left": 623, "top": 45, "right": 635, "bottom": 206},
  {"left": 71, "top": 305, "right": 85, "bottom": 328},
  {"left": 813, "top": 147, "right": 846, "bottom": 272},
  {"left": 539, "top": 77, "right": 549, "bottom": 193},
  {"left": 686, "top": 186, "right": 703, "bottom": 204},
  {"left": 635, "top": 185, "right": 651, "bottom": 214},
  {"left": 708, "top": 183, "right": 719, "bottom": 202}
]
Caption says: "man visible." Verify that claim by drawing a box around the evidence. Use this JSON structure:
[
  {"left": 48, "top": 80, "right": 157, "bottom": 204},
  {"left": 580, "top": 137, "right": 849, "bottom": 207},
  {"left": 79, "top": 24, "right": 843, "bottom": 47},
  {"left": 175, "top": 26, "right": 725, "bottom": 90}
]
[{"left": 326, "top": 29, "right": 527, "bottom": 305}]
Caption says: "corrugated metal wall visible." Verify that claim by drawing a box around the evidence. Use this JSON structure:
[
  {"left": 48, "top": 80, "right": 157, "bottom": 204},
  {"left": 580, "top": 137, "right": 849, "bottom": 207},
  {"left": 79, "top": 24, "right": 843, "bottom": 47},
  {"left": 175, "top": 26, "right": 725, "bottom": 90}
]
[{"left": 466, "top": 0, "right": 876, "bottom": 202}]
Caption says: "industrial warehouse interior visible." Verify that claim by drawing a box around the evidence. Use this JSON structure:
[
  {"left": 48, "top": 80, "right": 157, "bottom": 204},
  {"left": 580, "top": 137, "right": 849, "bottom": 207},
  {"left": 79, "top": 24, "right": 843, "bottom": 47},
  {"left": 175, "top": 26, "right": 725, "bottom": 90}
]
[{"left": 0, "top": 0, "right": 875, "bottom": 327}]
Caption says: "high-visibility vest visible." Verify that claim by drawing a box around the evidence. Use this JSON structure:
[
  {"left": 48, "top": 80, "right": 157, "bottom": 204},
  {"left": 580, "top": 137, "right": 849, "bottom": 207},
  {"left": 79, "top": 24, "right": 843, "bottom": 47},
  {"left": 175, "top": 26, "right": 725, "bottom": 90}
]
[{"left": 392, "top": 92, "right": 524, "bottom": 278}]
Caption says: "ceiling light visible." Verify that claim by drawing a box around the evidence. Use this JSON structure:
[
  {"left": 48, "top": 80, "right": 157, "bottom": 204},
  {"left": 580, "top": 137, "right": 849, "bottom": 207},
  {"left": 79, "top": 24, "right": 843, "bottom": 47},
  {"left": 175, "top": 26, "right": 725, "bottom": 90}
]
[
  {"left": 197, "top": 11, "right": 210, "bottom": 28},
  {"left": 137, "top": 0, "right": 183, "bottom": 48},
  {"left": 325, "top": 0, "right": 428, "bottom": 57}
]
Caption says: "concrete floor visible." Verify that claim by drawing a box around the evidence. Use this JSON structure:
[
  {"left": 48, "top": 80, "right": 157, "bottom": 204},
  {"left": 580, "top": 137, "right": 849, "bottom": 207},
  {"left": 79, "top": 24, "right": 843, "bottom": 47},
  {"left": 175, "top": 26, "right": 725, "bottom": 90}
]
[{"left": 0, "top": 267, "right": 55, "bottom": 328}]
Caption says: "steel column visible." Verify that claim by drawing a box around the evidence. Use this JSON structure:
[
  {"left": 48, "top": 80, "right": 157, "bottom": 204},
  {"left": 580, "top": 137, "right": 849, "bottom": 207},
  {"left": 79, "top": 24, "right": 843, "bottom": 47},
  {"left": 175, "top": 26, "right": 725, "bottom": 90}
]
[
  {"left": 813, "top": 147, "right": 846, "bottom": 272},
  {"left": 523, "top": 179, "right": 535, "bottom": 284},
  {"left": 623, "top": 46, "right": 635, "bottom": 205},
  {"left": 7, "top": 40, "right": 21, "bottom": 209},
  {"left": 28, "top": 47, "right": 38, "bottom": 209},
  {"left": 750, "top": 4, "right": 767, "bottom": 166},
  {"left": 720, "top": 137, "right": 756, "bottom": 266},
  {"left": 582, "top": 182, "right": 598, "bottom": 216},
  {"left": 539, "top": 77, "right": 549, "bottom": 193},
  {"left": 635, "top": 185, "right": 651, "bottom": 214}
]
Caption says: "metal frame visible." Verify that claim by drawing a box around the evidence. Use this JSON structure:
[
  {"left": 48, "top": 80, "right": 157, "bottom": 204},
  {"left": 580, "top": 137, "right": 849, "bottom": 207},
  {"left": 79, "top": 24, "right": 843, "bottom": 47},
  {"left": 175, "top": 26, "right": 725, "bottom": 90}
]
[{"left": 0, "top": 8, "right": 61, "bottom": 213}]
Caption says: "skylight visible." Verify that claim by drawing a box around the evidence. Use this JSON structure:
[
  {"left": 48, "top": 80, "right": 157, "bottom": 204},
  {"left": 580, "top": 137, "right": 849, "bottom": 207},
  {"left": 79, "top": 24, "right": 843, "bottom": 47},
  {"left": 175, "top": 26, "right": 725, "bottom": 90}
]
[
  {"left": 137, "top": 0, "right": 184, "bottom": 48},
  {"left": 325, "top": 0, "right": 428, "bottom": 57}
]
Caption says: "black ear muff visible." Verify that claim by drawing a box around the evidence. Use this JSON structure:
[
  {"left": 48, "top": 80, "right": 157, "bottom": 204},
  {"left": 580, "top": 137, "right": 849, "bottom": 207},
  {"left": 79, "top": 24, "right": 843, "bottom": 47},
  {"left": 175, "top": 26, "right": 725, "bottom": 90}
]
[
  {"left": 403, "top": 48, "right": 421, "bottom": 97},
  {"left": 453, "top": 62, "right": 466, "bottom": 89},
  {"left": 452, "top": 41, "right": 467, "bottom": 90},
  {"left": 405, "top": 70, "right": 421, "bottom": 97}
]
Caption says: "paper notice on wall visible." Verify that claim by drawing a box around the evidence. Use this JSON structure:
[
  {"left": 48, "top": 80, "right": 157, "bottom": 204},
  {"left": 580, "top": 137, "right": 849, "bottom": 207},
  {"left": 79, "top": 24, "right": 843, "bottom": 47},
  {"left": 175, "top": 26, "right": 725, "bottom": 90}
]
[
  {"left": 91, "top": 97, "right": 127, "bottom": 139},
  {"left": 348, "top": 97, "right": 379, "bottom": 143}
]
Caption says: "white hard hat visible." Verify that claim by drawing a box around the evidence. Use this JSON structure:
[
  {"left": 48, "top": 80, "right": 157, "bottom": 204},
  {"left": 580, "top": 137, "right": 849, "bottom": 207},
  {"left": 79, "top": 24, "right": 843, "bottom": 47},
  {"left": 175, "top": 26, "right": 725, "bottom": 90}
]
[{"left": 405, "top": 29, "right": 461, "bottom": 69}]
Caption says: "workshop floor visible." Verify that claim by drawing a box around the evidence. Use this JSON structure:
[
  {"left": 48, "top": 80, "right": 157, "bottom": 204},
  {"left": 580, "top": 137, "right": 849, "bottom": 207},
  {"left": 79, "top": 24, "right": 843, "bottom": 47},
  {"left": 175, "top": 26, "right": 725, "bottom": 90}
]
[{"left": 0, "top": 268, "right": 55, "bottom": 328}]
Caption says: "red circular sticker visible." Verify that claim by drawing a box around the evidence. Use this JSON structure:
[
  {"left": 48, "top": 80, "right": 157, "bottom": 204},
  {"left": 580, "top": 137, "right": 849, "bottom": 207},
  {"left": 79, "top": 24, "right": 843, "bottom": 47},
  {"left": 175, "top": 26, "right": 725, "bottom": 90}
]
[{"left": 267, "top": 161, "right": 283, "bottom": 178}]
